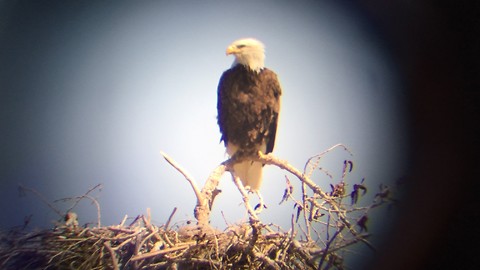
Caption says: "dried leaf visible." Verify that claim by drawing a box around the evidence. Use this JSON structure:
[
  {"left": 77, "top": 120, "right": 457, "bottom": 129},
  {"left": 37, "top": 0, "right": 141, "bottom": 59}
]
[{"left": 357, "top": 215, "right": 368, "bottom": 232}]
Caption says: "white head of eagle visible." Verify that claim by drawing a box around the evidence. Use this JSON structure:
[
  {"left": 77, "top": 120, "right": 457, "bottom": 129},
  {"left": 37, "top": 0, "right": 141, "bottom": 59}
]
[
  {"left": 217, "top": 38, "right": 282, "bottom": 191},
  {"left": 226, "top": 38, "right": 265, "bottom": 72}
]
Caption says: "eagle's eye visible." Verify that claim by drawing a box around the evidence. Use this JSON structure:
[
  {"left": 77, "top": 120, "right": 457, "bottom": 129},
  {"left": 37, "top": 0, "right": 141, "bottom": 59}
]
[{"left": 236, "top": 44, "right": 246, "bottom": 49}]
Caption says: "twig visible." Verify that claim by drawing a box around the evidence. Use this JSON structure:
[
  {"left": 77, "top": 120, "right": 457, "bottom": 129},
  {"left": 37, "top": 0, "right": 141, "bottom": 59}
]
[
  {"left": 147, "top": 207, "right": 151, "bottom": 224},
  {"left": 63, "top": 184, "right": 103, "bottom": 213},
  {"left": 84, "top": 195, "right": 101, "bottom": 227},
  {"left": 318, "top": 225, "right": 345, "bottom": 269},
  {"left": 290, "top": 214, "right": 296, "bottom": 241},
  {"left": 231, "top": 175, "right": 259, "bottom": 224},
  {"left": 256, "top": 152, "right": 330, "bottom": 201},
  {"left": 53, "top": 184, "right": 103, "bottom": 227},
  {"left": 165, "top": 207, "right": 177, "bottom": 230},
  {"left": 161, "top": 152, "right": 203, "bottom": 205},
  {"left": 303, "top": 144, "right": 352, "bottom": 176},
  {"left": 130, "top": 242, "right": 194, "bottom": 261},
  {"left": 301, "top": 175, "right": 312, "bottom": 241},
  {"left": 253, "top": 251, "right": 280, "bottom": 270},
  {"left": 119, "top": 215, "right": 128, "bottom": 227},
  {"left": 18, "top": 184, "right": 63, "bottom": 218},
  {"left": 103, "top": 241, "right": 119, "bottom": 270}
]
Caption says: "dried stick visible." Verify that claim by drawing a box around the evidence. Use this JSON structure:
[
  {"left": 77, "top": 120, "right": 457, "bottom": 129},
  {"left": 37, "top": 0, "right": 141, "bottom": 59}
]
[
  {"left": 290, "top": 214, "right": 296, "bottom": 241},
  {"left": 165, "top": 207, "right": 177, "bottom": 230},
  {"left": 232, "top": 175, "right": 259, "bottom": 224},
  {"left": 84, "top": 195, "right": 101, "bottom": 227},
  {"left": 253, "top": 251, "right": 280, "bottom": 270},
  {"left": 103, "top": 241, "right": 119, "bottom": 270},
  {"left": 18, "top": 184, "right": 63, "bottom": 218},
  {"left": 303, "top": 143, "right": 352, "bottom": 176},
  {"left": 161, "top": 152, "right": 203, "bottom": 205},
  {"left": 63, "top": 184, "right": 103, "bottom": 213},
  {"left": 318, "top": 225, "right": 345, "bottom": 269},
  {"left": 119, "top": 215, "right": 128, "bottom": 227},
  {"left": 130, "top": 242, "right": 195, "bottom": 261},
  {"left": 53, "top": 184, "right": 103, "bottom": 227},
  {"left": 256, "top": 152, "right": 329, "bottom": 200},
  {"left": 301, "top": 177, "right": 312, "bottom": 242}
]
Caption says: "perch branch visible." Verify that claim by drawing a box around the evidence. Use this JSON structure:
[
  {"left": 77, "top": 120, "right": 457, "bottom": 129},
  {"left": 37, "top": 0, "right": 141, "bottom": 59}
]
[
  {"left": 195, "top": 163, "right": 227, "bottom": 225},
  {"left": 256, "top": 152, "right": 329, "bottom": 200}
]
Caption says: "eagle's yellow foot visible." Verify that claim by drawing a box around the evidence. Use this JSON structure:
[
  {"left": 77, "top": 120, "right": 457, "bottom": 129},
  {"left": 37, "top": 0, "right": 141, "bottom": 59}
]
[{"left": 257, "top": 151, "right": 267, "bottom": 159}]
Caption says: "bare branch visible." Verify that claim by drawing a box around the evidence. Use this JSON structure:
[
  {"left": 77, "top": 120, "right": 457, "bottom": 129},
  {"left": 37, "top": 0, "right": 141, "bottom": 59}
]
[
  {"left": 318, "top": 225, "right": 345, "bottom": 269},
  {"left": 232, "top": 175, "right": 259, "bottom": 224},
  {"left": 63, "top": 184, "right": 103, "bottom": 213},
  {"left": 18, "top": 184, "right": 63, "bottom": 218},
  {"left": 153, "top": 145, "right": 392, "bottom": 269},
  {"left": 195, "top": 163, "right": 227, "bottom": 225},
  {"left": 303, "top": 143, "right": 352, "bottom": 176},
  {"left": 84, "top": 195, "right": 101, "bottom": 227},
  {"left": 256, "top": 152, "right": 330, "bottom": 201},
  {"left": 161, "top": 151, "right": 203, "bottom": 205}
]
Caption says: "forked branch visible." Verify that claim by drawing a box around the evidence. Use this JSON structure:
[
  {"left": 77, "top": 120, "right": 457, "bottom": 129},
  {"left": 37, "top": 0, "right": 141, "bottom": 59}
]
[{"left": 161, "top": 144, "right": 391, "bottom": 264}]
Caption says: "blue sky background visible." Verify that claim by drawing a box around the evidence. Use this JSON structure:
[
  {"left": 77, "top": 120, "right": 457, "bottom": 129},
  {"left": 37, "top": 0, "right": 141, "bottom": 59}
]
[{"left": 0, "top": 0, "right": 408, "bottom": 266}]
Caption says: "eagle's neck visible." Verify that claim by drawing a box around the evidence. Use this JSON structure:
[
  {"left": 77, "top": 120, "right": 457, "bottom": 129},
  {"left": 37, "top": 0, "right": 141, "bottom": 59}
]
[{"left": 232, "top": 53, "right": 265, "bottom": 73}]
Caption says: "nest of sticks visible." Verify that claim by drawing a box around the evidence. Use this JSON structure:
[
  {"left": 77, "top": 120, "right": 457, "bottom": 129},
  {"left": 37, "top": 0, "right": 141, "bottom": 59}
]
[
  {"left": 1, "top": 214, "right": 328, "bottom": 269},
  {"left": 0, "top": 144, "right": 395, "bottom": 269}
]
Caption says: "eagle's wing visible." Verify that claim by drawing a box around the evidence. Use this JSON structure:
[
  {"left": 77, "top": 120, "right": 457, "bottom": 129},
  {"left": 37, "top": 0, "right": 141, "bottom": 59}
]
[
  {"left": 217, "top": 69, "right": 232, "bottom": 145},
  {"left": 264, "top": 69, "right": 282, "bottom": 154}
]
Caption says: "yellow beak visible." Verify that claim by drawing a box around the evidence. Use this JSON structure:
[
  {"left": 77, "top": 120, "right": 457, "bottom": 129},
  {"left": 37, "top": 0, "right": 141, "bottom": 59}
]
[{"left": 226, "top": 45, "right": 238, "bottom": 55}]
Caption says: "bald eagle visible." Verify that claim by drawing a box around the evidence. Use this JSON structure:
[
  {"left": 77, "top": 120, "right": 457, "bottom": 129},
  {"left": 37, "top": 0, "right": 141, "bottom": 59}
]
[{"left": 217, "top": 38, "right": 282, "bottom": 191}]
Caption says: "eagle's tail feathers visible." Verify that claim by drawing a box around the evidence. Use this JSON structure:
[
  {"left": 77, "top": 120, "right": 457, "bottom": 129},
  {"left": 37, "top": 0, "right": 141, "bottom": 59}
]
[
  {"left": 233, "top": 160, "right": 263, "bottom": 191},
  {"left": 227, "top": 142, "right": 265, "bottom": 191}
]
